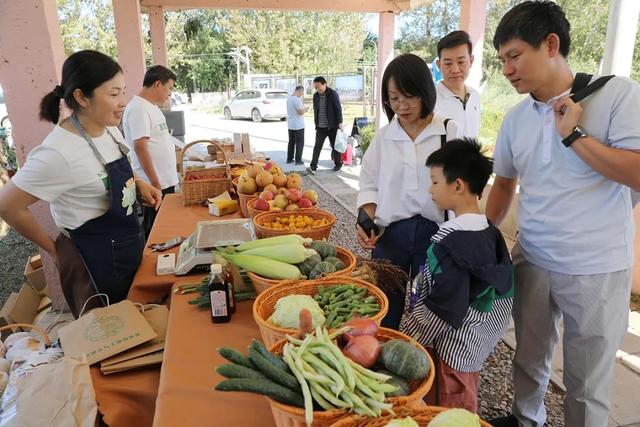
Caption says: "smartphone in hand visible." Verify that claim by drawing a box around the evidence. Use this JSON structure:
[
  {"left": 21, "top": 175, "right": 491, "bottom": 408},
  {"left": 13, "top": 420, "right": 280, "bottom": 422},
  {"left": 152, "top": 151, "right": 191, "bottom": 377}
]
[{"left": 357, "top": 207, "right": 379, "bottom": 237}]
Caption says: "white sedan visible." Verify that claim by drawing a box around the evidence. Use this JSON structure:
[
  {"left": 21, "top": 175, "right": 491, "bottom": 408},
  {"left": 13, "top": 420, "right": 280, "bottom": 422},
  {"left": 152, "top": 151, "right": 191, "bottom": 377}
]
[{"left": 223, "top": 89, "right": 288, "bottom": 122}]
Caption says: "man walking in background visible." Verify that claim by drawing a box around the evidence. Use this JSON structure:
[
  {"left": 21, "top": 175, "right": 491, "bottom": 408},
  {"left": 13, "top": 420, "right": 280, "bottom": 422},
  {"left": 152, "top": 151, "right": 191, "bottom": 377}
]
[
  {"left": 307, "top": 76, "right": 343, "bottom": 174},
  {"left": 286, "top": 85, "right": 308, "bottom": 165},
  {"left": 123, "top": 65, "right": 178, "bottom": 238}
]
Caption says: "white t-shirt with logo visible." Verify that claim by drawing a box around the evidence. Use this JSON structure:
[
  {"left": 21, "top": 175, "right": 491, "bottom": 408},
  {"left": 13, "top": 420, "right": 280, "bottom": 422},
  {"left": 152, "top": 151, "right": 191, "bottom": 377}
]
[
  {"left": 122, "top": 95, "right": 178, "bottom": 190},
  {"left": 12, "top": 125, "right": 126, "bottom": 230}
]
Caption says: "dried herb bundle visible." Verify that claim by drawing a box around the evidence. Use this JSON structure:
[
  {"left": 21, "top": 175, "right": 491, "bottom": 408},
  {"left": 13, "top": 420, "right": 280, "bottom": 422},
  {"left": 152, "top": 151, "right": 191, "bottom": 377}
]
[{"left": 351, "top": 257, "right": 409, "bottom": 294}]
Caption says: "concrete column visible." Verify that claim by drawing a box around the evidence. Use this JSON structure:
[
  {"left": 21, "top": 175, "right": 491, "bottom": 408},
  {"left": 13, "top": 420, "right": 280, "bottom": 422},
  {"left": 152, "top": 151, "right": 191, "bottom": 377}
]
[
  {"left": 460, "top": 0, "right": 487, "bottom": 90},
  {"left": 148, "top": 6, "right": 168, "bottom": 67},
  {"left": 375, "top": 11, "right": 395, "bottom": 129},
  {"left": 112, "top": 0, "right": 146, "bottom": 101},
  {"left": 0, "top": 0, "right": 67, "bottom": 310},
  {"left": 602, "top": 0, "right": 640, "bottom": 77},
  {"left": 634, "top": 204, "right": 640, "bottom": 294}
]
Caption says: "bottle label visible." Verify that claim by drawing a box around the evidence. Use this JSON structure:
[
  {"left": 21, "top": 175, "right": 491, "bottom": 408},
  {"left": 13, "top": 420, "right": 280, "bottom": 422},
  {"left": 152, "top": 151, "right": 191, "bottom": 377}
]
[{"left": 210, "top": 290, "right": 228, "bottom": 317}]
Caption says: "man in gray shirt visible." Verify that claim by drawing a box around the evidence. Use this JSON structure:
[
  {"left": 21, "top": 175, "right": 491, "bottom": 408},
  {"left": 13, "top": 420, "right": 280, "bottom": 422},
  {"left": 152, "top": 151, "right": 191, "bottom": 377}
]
[
  {"left": 308, "top": 76, "right": 343, "bottom": 174},
  {"left": 286, "top": 86, "right": 308, "bottom": 165}
]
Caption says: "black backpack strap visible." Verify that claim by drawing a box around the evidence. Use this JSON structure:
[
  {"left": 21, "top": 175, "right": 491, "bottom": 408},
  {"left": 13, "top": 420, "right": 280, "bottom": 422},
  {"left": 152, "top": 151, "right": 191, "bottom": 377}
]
[
  {"left": 571, "top": 72, "right": 593, "bottom": 94},
  {"left": 440, "top": 118, "right": 450, "bottom": 148},
  {"left": 440, "top": 118, "right": 451, "bottom": 221},
  {"left": 570, "top": 73, "right": 615, "bottom": 104}
]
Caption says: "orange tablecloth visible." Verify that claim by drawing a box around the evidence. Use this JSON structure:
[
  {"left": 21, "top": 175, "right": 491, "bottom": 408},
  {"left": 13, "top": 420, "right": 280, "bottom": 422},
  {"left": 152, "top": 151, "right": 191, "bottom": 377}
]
[
  {"left": 128, "top": 193, "right": 241, "bottom": 304},
  {"left": 92, "top": 193, "right": 242, "bottom": 427},
  {"left": 153, "top": 286, "right": 276, "bottom": 427}
]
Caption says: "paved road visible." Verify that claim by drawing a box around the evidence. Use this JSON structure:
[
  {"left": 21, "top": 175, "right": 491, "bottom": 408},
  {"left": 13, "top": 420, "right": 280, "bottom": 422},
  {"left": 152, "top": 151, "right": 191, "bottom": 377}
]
[{"left": 182, "top": 108, "right": 341, "bottom": 173}]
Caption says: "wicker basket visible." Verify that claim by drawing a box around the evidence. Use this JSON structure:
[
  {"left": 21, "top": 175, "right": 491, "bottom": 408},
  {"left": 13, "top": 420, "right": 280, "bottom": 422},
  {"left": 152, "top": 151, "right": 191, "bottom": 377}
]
[
  {"left": 252, "top": 275, "right": 388, "bottom": 347},
  {"left": 0, "top": 323, "right": 52, "bottom": 346},
  {"left": 253, "top": 209, "right": 336, "bottom": 240},
  {"left": 329, "top": 406, "right": 492, "bottom": 427},
  {"left": 247, "top": 197, "right": 319, "bottom": 220},
  {"left": 248, "top": 246, "right": 357, "bottom": 294},
  {"left": 178, "top": 140, "right": 232, "bottom": 206},
  {"left": 265, "top": 328, "right": 435, "bottom": 427}
]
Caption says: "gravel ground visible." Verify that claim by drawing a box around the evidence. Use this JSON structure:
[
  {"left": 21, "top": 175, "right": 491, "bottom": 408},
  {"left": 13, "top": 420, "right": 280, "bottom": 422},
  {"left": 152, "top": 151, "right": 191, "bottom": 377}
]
[
  {"left": 303, "top": 175, "right": 566, "bottom": 426},
  {"left": 0, "top": 227, "right": 37, "bottom": 305}
]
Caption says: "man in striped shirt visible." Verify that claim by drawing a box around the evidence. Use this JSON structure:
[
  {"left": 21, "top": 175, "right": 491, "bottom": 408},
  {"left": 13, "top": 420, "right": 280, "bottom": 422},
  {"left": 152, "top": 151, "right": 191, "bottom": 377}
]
[
  {"left": 307, "top": 76, "right": 344, "bottom": 174},
  {"left": 400, "top": 138, "right": 514, "bottom": 412}
]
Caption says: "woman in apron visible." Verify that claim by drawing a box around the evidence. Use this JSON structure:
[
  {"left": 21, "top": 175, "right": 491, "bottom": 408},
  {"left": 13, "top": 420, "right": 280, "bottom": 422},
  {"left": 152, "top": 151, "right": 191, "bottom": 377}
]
[
  {"left": 356, "top": 54, "right": 459, "bottom": 329},
  {"left": 0, "top": 50, "right": 162, "bottom": 315}
]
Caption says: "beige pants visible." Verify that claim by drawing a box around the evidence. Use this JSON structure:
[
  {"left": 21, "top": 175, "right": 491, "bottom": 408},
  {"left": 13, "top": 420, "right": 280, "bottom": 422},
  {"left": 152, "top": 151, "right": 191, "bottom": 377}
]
[{"left": 511, "top": 244, "right": 631, "bottom": 427}]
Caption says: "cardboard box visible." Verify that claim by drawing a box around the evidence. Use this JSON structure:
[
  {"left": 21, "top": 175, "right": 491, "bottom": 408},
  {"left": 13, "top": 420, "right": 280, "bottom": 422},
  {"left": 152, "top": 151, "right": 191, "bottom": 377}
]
[
  {"left": 24, "top": 254, "right": 46, "bottom": 292},
  {"left": 0, "top": 284, "right": 42, "bottom": 338},
  {"left": 241, "top": 133, "right": 251, "bottom": 154},
  {"left": 233, "top": 133, "right": 242, "bottom": 153}
]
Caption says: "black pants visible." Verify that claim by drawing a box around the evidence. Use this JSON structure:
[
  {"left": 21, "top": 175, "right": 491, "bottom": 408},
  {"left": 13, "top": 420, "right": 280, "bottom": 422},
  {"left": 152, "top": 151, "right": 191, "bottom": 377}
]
[
  {"left": 310, "top": 127, "right": 340, "bottom": 170},
  {"left": 372, "top": 215, "right": 439, "bottom": 330},
  {"left": 142, "top": 186, "right": 175, "bottom": 239},
  {"left": 287, "top": 129, "right": 305, "bottom": 163}
]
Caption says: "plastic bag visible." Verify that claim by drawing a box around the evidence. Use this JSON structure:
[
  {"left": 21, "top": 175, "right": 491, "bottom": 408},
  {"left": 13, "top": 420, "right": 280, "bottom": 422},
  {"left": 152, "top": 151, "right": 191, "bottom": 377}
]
[{"left": 334, "top": 130, "right": 348, "bottom": 154}]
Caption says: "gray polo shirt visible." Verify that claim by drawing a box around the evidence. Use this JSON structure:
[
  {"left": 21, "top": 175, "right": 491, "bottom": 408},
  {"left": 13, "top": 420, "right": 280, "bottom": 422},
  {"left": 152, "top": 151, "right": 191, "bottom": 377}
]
[{"left": 494, "top": 75, "right": 640, "bottom": 275}]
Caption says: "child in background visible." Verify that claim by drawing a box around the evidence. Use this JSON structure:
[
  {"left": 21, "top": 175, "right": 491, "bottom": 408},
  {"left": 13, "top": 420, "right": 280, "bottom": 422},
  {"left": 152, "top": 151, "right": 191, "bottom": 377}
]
[{"left": 400, "top": 138, "right": 514, "bottom": 412}]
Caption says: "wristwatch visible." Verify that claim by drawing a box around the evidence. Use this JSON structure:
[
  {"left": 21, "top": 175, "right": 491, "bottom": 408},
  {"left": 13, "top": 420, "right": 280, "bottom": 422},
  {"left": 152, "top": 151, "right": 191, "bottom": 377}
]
[{"left": 562, "top": 126, "right": 586, "bottom": 148}]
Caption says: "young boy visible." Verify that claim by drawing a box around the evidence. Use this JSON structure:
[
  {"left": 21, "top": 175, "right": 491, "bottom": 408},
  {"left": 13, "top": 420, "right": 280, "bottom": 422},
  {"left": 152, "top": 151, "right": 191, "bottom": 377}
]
[{"left": 400, "top": 138, "right": 514, "bottom": 412}]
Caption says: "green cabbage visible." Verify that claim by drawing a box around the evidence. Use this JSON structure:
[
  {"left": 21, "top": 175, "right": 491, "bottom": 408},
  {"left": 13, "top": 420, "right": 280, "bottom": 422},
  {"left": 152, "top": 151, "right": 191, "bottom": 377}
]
[
  {"left": 428, "top": 408, "right": 481, "bottom": 427},
  {"left": 267, "top": 295, "right": 326, "bottom": 329},
  {"left": 384, "top": 417, "right": 419, "bottom": 427}
]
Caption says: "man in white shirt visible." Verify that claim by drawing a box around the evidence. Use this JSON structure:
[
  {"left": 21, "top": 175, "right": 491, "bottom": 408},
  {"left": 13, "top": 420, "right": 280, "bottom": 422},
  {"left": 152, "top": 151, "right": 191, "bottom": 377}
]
[
  {"left": 123, "top": 65, "right": 178, "bottom": 238},
  {"left": 434, "top": 30, "right": 481, "bottom": 138},
  {"left": 286, "top": 86, "right": 308, "bottom": 165}
]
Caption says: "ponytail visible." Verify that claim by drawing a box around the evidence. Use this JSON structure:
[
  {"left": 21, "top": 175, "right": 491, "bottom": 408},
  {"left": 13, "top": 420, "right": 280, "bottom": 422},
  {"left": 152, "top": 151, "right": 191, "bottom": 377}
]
[{"left": 39, "top": 91, "right": 61, "bottom": 124}]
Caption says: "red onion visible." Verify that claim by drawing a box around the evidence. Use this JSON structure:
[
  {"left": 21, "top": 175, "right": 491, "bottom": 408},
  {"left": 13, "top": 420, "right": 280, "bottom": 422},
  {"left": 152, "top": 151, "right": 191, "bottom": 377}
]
[
  {"left": 342, "top": 335, "right": 381, "bottom": 368},
  {"left": 343, "top": 317, "right": 378, "bottom": 338}
]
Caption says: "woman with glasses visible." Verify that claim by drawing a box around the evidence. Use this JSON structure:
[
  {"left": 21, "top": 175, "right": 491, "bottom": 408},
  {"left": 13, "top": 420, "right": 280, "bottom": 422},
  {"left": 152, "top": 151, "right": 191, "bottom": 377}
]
[{"left": 356, "top": 53, "right": 460, "bottom": 329}]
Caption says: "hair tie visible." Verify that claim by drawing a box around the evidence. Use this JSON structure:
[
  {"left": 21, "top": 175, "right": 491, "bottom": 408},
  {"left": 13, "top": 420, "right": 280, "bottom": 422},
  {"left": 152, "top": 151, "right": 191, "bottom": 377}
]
[{"left": 52, "top": 85, "right": 65, "bottom": 98}]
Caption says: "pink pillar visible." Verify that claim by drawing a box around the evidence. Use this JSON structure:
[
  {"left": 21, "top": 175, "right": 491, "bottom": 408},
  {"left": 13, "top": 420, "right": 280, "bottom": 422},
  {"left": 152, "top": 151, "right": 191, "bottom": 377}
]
[
  {"left": 375, "top": 11, "right": 395, "bottom": 129},
  {"left": 148, "top": 6, "right": 168, "bottom": 67},
  {"left": 0, "top": 0, "right": 67, "bottom": 309},
  {"left": 112, "top": 0, "right": 146, "bottom": 101},
  {"left": 633, "top": 204, "right": 640, "bottom": 294},
  {"left": 460, "top": 0, "right": 487, "bottom": 90}
]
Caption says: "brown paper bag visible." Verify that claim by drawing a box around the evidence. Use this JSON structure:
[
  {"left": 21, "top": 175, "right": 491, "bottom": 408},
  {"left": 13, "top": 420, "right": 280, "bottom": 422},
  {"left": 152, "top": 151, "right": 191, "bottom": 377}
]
[
  {"left": 100, "top": 305, "right": 168, "bottom": 368},
  {"left": 100, "top": 350, "right": 164, "bottom": 374},
  {"left": 58, "top": 299, "right": 157, "bottom": 365}
]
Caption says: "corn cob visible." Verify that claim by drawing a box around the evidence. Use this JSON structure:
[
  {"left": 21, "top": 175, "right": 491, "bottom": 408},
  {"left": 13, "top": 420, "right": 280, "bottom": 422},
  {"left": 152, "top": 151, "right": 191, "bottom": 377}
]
[
  {"left": 236, "top": 235, "right": 311, "bottom": 252},
  {"left": 218, "top": 252, "right": 302, "bottom": 280},
  {"left": 241, "top": 244, "right": 316, "bottom": 264}
]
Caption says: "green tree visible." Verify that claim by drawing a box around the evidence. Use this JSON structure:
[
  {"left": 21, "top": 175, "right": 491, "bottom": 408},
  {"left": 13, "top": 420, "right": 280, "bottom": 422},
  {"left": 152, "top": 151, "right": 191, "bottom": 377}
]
[
  {"left": 57, "top": 0, "right": 118, "bottom": 57},
  {"left": 165, "top": 10, "right": 231, "bottom": 93},
  {"left": 395, "top": 0, "right": 461, "bottom": 61},
  {"left": 224, "top": 11, "right": 367, "bottom": 75}
]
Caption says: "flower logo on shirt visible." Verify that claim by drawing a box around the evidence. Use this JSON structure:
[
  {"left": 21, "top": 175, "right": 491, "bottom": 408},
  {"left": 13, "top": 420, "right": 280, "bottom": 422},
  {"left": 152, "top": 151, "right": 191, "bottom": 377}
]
[{"left": 121, "top": 178, "right": 137, "bottom": 216}]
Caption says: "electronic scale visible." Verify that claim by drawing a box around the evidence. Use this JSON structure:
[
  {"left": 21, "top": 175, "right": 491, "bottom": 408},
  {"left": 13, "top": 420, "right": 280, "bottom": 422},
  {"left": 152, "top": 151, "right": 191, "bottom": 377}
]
[{"left": 174, "top": 218, "right": 257, "bottom": 275}]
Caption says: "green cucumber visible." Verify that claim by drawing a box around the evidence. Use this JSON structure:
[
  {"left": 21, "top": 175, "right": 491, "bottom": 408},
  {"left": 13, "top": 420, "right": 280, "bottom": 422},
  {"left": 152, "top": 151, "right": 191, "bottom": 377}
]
[
  {"left": 249, "top": 339, "right": 289, "bottom": 372},
  {"left": 248, "top": 344, "right": 300, "bottom": 390},
  {"left": 218, "top": 347, "right": 255, "bottom": 369},
  {"left": 215, "top": 378, "right": 304, "bottom": 407},
  {"left": 216, "top": 364, "right": 267, "bottom": 380}
]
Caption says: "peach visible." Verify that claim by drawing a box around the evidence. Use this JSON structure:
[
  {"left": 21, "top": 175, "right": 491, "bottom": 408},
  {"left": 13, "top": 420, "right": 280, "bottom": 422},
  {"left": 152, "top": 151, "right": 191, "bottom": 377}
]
[
  {"left": 297, "top": 198, "right": 313, "bottom": 209},
  {"left": 286, "top": 188, "right": 301, "bottom": 202},
  {"left": 253, "top": 198, "right": 270, "bottom": 211},
  {"left": 301, "top": 190, "right": 318, "bottom": 205},
  {"left": 259, "top": 190, "right": 274, "bottom": 201}
]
